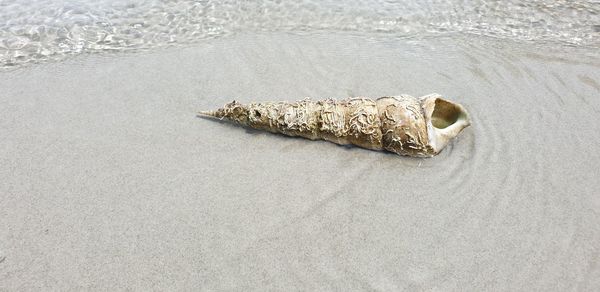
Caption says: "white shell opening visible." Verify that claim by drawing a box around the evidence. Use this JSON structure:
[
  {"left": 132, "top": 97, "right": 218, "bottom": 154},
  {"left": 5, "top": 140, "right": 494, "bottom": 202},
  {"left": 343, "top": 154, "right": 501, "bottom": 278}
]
[{"left": 422, "top": 95, "right": 471, "bottom": 154}]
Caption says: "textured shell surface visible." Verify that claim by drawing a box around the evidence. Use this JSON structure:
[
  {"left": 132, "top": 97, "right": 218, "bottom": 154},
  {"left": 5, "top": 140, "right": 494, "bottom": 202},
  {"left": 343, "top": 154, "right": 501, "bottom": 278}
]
[{"left": 200, "top": 94, "right": 471, "bottom": 157}]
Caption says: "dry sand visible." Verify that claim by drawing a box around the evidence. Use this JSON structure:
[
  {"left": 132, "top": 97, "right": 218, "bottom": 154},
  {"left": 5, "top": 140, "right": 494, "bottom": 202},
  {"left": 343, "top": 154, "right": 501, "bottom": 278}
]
[{"left": 1, "top": 33, "right": 600, "bottom": 290}]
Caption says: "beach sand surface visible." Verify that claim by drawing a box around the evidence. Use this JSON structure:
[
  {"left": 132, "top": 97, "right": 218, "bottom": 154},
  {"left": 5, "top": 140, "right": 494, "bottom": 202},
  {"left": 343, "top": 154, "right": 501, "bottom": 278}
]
[{"left": 1, "top": 33, "right": 600, "bottom": 290}]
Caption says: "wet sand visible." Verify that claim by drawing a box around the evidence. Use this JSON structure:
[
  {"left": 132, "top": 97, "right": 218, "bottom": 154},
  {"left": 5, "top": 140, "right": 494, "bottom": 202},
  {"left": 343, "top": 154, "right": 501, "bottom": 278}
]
[{"left": 1, "top": 33, "right": 600, "bottom": 290}]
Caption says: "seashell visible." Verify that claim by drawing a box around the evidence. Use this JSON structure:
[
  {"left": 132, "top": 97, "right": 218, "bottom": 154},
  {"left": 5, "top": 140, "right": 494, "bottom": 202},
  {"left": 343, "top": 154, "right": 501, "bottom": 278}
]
[{"left": 199, "top": 94, "right": 471, "bottom": 157}]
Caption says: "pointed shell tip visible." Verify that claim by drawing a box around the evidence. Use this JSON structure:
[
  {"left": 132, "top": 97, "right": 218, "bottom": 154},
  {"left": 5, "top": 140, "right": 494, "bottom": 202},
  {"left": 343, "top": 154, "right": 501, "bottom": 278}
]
[{"left": 197, "top": 110, "right": 216, "bottom": 117}]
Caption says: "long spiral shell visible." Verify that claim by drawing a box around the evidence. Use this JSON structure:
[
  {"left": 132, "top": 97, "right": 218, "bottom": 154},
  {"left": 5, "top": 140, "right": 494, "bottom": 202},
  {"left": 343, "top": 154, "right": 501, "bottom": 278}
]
[{"left": 199, "top": 94, "right": 470, "bottom": 157}]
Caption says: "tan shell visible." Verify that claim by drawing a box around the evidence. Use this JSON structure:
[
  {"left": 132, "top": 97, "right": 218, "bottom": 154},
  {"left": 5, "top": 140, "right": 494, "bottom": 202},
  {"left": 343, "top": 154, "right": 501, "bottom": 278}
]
[{"left": 199, "top": 94, "right": 471, "bottom": 157}]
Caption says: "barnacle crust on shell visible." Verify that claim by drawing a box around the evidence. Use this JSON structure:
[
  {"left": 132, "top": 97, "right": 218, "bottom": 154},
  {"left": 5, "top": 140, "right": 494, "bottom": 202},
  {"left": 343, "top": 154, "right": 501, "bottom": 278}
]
[{"left": 199, "top": 94, "right": 471, "bottom": 157}]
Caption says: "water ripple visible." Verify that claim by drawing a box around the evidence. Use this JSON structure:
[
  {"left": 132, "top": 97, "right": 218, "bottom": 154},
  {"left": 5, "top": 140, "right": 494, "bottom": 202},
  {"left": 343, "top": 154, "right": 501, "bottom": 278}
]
[{"left": 1, "top": 0, "right": 599, "bottom": 67}]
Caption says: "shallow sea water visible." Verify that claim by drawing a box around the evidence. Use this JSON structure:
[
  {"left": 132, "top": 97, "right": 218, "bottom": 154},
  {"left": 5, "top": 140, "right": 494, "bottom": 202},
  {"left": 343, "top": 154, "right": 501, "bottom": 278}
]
[
  {"left": 1, "top": 0, "right": 600, "bottom": 291},
  {"left": 1, "top": 0, "right": 599, "bottom": 66}
]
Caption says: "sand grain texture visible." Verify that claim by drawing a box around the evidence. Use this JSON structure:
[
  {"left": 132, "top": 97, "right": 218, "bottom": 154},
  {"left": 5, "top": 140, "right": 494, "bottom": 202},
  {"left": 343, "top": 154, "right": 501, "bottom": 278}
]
[{"left": 1, "top": 33, "right": 600, "bottom": 291}]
